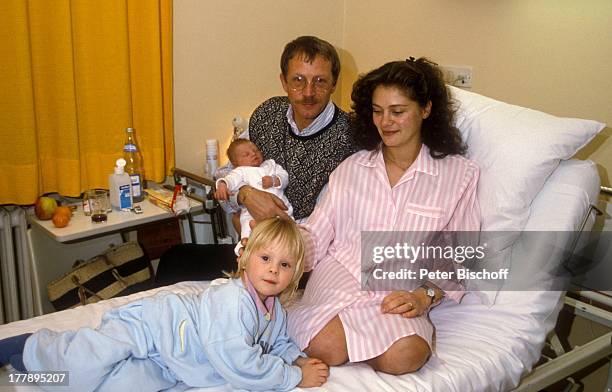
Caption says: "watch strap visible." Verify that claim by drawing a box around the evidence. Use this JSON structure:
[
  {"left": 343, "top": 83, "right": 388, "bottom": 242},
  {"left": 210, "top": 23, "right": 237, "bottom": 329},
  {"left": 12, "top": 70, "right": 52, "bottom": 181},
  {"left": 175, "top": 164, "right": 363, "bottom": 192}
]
[{"left": 420, "top": 283, "right": 442, "bottom": 308}]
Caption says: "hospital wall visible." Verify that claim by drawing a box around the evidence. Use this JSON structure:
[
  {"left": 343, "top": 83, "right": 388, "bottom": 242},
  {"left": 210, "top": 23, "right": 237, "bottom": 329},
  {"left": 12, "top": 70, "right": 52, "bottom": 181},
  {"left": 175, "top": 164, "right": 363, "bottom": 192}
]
[
  {"left": 173, "top": 0, "right": 345, "bottom": 174},
  {"left": 174, "top": 0, "right": 612, "bottom": 188}
]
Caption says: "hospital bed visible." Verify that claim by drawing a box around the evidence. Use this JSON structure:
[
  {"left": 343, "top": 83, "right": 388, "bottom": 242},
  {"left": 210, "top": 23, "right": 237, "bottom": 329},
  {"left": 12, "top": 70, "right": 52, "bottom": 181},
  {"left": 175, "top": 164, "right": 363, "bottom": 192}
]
[{"left": 0, "top": 87, "right": 608, "bottom": 391}]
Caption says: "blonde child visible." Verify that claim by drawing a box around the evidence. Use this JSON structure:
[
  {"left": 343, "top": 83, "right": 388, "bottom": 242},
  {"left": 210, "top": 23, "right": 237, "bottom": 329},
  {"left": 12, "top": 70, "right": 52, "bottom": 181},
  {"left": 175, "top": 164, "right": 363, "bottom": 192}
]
[{"left": 0, "top": 218, "right": 328, "bottom": 391}]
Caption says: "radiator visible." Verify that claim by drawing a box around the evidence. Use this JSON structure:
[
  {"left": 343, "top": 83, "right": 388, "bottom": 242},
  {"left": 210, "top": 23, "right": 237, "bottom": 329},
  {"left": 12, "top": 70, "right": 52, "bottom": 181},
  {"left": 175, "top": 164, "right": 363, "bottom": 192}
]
[{"left": 0, "top": 206, "right": 34, "bottom": 323}]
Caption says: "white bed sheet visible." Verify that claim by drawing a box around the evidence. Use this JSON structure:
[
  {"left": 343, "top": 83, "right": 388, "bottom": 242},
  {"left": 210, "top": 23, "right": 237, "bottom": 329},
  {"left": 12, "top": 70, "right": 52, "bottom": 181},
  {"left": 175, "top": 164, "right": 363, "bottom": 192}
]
[
  {"left": 0, "top": 280, "right": 558, "bottom": 392},
  {"left": 0, "top": 159, "right": 599, "bottom": 392}
]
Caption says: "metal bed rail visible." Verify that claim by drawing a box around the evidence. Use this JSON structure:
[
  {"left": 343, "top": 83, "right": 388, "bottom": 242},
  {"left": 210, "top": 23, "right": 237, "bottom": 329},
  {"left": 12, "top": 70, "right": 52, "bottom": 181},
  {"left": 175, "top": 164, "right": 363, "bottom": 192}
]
[
  {"left": 513, "top": 295, "right": 611, "bottom": 391},
  {"left": 514, "top": 198, "right": 611, "bottom": 391}
]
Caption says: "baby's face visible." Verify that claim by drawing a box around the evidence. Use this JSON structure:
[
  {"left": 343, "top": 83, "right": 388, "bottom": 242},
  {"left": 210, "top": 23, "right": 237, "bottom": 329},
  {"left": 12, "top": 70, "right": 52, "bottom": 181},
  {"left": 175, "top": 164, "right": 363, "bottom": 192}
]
[{"left": 232, "top": 142, "right": 263, "bottom": 167}]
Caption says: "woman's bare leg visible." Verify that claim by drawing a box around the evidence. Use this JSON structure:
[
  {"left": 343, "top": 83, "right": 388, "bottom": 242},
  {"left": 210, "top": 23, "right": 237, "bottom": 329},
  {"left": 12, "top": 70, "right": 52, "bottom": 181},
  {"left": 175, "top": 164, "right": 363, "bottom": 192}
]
[
  {"left": 303, "top": 315, "right": 349, "bottom": 366},
  {"left": 366, "top": 335, "right": 430, "bottom": 375}
]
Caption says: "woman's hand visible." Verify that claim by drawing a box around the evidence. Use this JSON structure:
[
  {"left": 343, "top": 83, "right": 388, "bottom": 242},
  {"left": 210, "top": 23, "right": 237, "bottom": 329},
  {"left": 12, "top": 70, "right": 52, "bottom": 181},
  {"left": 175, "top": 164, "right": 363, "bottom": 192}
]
[{"left": 381, "top": 289, "right": 431, "bottom": 318}]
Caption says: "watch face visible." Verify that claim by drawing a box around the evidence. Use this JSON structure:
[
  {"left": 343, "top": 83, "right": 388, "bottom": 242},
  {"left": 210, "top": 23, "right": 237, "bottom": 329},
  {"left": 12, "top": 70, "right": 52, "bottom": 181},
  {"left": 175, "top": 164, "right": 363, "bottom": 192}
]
[{"left": 427, "top": 288, "right": 435, "bottom": 298}]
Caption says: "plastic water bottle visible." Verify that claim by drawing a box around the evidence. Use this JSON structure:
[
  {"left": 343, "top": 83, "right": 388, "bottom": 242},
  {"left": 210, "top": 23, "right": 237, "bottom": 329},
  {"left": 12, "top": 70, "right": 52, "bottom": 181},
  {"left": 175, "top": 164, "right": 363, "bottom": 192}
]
[{"left": 123, "top": 127, "right": 145, "bottom": 202}]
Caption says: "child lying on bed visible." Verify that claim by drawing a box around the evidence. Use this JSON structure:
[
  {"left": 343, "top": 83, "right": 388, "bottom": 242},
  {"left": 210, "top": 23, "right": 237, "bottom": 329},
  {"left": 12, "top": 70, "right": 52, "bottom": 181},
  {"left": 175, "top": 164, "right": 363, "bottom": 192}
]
[{"left": 0, "top": 218, "right": 328, "bottom": 392}]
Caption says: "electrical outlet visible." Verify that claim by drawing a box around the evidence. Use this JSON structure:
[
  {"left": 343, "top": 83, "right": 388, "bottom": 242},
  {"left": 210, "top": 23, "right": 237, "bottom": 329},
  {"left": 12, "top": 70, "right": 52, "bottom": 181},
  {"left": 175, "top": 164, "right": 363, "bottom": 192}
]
[{"left": 441, "top": 65, "right": 473, "bottom": 88}]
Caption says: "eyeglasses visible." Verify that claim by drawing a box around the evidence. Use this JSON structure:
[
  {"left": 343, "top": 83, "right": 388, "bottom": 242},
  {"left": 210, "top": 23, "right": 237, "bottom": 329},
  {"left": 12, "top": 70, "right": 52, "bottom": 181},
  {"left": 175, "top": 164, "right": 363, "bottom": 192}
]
[{"left": 287, "top": 75, "right": 332, "bottom": 93}]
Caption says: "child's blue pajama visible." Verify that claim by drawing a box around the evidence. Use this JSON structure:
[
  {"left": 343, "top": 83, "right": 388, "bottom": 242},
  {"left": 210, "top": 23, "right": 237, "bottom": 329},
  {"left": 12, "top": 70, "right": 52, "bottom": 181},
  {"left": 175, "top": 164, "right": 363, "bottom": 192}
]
[{"left": 21, "top": 279, "right": 304, "bottom": 392}]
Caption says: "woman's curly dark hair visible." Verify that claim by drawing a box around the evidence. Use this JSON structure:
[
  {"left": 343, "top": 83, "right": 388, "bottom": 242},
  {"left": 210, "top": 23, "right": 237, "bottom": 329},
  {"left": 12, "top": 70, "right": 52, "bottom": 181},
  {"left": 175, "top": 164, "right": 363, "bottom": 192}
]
[{"left": 350, "top": 58, "right": 466, "bottom": 158}]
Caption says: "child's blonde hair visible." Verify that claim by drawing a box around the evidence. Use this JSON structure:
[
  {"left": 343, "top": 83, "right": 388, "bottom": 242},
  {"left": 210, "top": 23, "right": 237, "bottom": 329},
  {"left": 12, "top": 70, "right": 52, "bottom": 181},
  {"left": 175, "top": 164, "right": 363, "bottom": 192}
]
[{"left": 230, "top": 218, "right": 305, "bottom": 304}]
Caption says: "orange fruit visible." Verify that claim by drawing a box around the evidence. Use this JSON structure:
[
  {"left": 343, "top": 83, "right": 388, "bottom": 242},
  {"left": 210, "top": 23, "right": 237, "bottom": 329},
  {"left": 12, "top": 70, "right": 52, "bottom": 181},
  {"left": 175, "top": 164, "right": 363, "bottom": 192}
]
[
  {"left": 52, "top": 212, "right": 70, "bottom": 228},
  {"left": 55, "top": 206, "right": 72, "bottom": 217}
]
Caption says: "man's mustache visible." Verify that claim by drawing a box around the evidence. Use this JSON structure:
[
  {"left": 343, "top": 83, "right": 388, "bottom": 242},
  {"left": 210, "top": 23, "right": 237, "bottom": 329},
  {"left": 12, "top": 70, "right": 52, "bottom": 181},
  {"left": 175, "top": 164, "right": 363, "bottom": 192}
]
[{"left": 300, "top": 98, "right": 318, "bottom": 105}]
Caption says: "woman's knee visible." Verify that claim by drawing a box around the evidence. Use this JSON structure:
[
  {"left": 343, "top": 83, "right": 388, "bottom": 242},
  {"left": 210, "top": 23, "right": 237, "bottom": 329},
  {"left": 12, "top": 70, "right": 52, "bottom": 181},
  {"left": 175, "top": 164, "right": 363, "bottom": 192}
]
[
  {"left": 304, "top": 316, "right": 349, "bottom": 366},
  {"left": 304, "top": 343, "right": 347, "bottom": 366},
  {"left": 368, "top": 335, "right": 431, "bottom": 375}
]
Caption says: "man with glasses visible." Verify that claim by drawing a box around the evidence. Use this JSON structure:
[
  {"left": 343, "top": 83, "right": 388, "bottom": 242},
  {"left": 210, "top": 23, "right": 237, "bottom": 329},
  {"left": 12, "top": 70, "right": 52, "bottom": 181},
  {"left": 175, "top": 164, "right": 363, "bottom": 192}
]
[
  {"left": 155, "top": 36, "right": 355, "bottom": 287},
  {"left": 236, "top": 36, "right": 356, "bottom": 224}
]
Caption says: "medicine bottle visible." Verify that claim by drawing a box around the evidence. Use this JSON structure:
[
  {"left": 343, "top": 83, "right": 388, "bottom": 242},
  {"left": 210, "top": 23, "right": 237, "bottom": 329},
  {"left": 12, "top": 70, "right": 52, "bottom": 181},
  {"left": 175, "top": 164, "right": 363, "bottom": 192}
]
[{"left": 109, "top": 158, "right": 133, "bottom": 211}]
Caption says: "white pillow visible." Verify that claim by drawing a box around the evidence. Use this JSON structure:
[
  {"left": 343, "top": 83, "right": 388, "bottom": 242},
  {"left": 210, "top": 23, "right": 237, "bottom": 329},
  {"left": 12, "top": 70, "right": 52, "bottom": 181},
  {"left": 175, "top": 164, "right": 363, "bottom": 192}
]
[{"left": 449, "top": 86, "right": 605, "bottom": 233}]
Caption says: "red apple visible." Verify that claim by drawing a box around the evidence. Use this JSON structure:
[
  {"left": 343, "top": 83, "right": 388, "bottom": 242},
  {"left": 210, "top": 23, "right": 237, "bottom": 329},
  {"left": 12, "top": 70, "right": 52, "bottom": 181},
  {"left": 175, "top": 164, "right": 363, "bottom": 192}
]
[{"left": 34, "top": 196, "right": 58, "bottom": 220}]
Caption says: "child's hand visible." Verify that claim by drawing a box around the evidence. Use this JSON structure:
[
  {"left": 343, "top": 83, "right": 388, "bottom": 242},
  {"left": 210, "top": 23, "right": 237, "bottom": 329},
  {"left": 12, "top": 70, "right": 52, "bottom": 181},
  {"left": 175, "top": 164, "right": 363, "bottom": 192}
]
[
  {"left": 214, "top": 182, "right": 229, "bottom": 200},
  {"left": 261, "top": 175, "right": 273, "bottom": 189},
  {"left": 294, "top": 356, "right": 309, "bottom": 367},
  {"left": 297, "top": 357, "right": 329, "bottom": 388}
]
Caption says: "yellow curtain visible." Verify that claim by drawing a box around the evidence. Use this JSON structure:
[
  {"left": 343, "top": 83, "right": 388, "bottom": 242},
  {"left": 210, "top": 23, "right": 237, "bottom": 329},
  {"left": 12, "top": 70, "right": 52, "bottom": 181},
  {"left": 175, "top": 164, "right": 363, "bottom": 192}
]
[{"left": 0, "top": 0, "right": 174, "bottom": 205}]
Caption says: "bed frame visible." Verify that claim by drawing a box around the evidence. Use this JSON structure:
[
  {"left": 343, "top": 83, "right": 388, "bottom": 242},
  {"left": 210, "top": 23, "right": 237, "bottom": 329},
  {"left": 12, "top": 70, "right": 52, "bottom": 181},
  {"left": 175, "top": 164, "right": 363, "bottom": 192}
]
[{"left": 514, "top": 202, "right": 612, "bottom": 391}]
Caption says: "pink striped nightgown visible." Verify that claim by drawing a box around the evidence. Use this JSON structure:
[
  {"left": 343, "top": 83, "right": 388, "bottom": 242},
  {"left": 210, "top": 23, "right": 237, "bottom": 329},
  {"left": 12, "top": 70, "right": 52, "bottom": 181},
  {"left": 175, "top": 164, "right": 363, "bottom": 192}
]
[{"left": 287, "top": 145, "right": 480, "bottom": 362}]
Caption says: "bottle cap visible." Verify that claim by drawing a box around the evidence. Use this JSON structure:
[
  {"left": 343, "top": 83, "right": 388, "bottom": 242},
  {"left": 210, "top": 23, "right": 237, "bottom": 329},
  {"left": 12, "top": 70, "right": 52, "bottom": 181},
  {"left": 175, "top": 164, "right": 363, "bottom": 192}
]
[{"left": 115, "top": 158, "right": 126, "bottom": 174}]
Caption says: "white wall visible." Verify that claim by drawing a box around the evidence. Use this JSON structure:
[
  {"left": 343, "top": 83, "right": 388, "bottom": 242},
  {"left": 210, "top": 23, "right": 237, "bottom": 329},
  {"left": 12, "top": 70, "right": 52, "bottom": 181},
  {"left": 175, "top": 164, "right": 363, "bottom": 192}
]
[
  {"left": 340, "top": 2, "right": 612, "bottom": 120},
  {"left": 340, "top": 0, "right": 612, "bottom": 188},
  {"left": 173, "top": 0, "right": 345, "bottom": 171},
  {"left": 174, "top": 0, "right": 612, "bottom": 186}
]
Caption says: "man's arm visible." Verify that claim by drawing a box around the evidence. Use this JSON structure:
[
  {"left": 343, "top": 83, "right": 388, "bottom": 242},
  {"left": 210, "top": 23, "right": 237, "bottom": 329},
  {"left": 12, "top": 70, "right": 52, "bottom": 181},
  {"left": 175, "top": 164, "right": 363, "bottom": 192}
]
[{"left": 237, "top": 186, "right": 291, "bottom": 221}]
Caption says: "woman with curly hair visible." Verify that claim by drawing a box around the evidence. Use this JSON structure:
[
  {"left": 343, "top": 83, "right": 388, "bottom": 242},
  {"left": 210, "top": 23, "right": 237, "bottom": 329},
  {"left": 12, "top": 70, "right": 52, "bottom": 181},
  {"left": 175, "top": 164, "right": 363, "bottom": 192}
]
[{"left": 287, "top": 58, "right": 480, "bottom": 375}]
